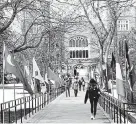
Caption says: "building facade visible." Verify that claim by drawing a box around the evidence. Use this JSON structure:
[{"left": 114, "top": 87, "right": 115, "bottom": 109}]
[{"left": 64, "top": 23, "right": 99, "bottom": 81}]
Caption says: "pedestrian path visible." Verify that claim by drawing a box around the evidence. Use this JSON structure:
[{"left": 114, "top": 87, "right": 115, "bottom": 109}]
[{"left": 23, "top": 89, "right": 111, "bottom": 123}]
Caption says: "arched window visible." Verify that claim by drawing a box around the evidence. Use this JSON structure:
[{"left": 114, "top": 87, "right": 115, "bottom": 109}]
[
  {"left": 76, "top": 40, "right": 78, "bottom": 47},
  {"left": 72, "top": 40, "right": 75, "bottom": 47},
  {"left": 69, "top": 35, "right": 88, "bottom": 48},
  {"left": 79, "top": 40, "right": 81, "bottom": 47},
  {"left": 82, "top": 39, "right": 85, "bottom": 47},
  {"left": 85, "top": 39, "right": 88, "bottom": 47},
  {"left": 69, "top": 40, "right": 72, "bottom": 47}
]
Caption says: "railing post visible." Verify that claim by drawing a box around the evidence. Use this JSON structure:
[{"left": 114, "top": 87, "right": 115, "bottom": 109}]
[
  {"left": 35, "top": 94, "right": 36, "bottom": 113},
  {"left": 44, "top": 93, "right": 46, "bottom": 106},
  {"left": 1, "top": 104, "right": 3, "bottom": 123},
  {"left": 117, "top": 104, "right": 118, "bottom": 123},
  {"left": 15, "top": 100, "right": 17, "bottom": 123},
  {"left": 57, "top": 88, "right": 58, "bottom": 97},
  {"left": 104, "top": 97, "right": 105, "bottom": 111},
  {"left": 49, "top": 92, "right": 51, "bottom": 102},
  {"left": 59, "top": 87, "right": 60, "bottom": 95},
  {"left": 32, "top": 96, "right": 33, "bottom": 115},
  {"left": 53, "top": 88, "right": 55, "bottom": 100},
  {"left": 29, "top": 96, "right": 30, "bottom": 117},
  {"left": 119, "top": 105, "right": 122, "bottom": 123},
  {"left": 42, "top": 94, "right": 43, "bottom": 108},
  {"left": 109, "top": 98, "right": 110, "bottom": 115},
  {"left": 40, "top": 95, "right": 41, "bottom": 110},
  {"left": 20, "top": 99, "right": 22, "bottom": 123},
  {"left": 55, "top": 88, "right": 56, "bottom": 98},
  {"left": 114, "top": 104, "right": 116, "bottom": 123},
  {"left": 123, "top": 103, "right": 126, "bottom": 123},
  {"left": 47, "top": 93, "right": 48, "bottom": 104},
  {"left": 24, "top": 97, "right": 27, "bottom": 119},
  {"left": 8, "top": 102, "right": 10, "bottom": 123},
  {"left": 38, "top": 95, "right": 39, "bottom": 111}
]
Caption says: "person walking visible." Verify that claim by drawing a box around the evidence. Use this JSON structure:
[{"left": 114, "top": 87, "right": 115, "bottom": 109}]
[
  {"left": 65, "top": 78, "right": 71, "bottom": 97},
  {"left": 84, "top": 78, "right": 101, "bottom": 120},
  {"left": 78, "top": 79, "right": 82, "bottom": 91},
  {"left": 81, "top": 77, "right": 85, "bottom": 91},
  {"left": 72, "top": 77, "right": 78, "bottom": 97}
]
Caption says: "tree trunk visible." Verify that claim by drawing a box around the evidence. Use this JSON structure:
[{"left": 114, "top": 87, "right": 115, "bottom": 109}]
[{"left": 99, "top": 46, "right": 104, "bottom": 88}]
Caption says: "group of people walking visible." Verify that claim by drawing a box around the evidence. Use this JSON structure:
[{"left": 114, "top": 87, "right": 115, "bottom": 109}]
[
  {"left": 64, "top": 76, "right": 86, "bottom": 97},
  {"left": 64, "top": 76, "right": 101, "bottom": 120}
]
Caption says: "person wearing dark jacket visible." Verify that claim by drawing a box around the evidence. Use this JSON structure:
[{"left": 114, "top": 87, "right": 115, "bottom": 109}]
[
  {"left": 84, "top": 78, "right": 101, "bottom": 120},
  {"left": 78, "top": 80, "right": 82, "bottom": 91}
]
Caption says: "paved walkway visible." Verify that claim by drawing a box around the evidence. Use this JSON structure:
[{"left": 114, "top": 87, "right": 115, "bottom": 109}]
[{"left": 23, "top": 89, "right": 111, "bottom": 124}]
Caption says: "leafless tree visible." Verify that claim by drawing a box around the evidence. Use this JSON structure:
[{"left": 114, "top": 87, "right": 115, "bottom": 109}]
[{"left": 53, "top": 0, "right": 135, "bottom": 89}]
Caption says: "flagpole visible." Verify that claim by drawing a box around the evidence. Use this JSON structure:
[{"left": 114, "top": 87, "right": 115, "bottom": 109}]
[
  {"left": 125, "top": 40, "right": 128, "bottom": 103},
  {"left": 11, "top": 50, "right": 17, "bottom": 123},
  {"left": 111, "top": 68, "right": 114, "bottom": 97},
  {"left": 3, "top": 42, "right": 5, "bottom": 124},
  {"left": 12, "top": 51, "right": 16, "bottom": 101},
  {"left": 23, "top": 56, "right": 26, "bottom": 119}
]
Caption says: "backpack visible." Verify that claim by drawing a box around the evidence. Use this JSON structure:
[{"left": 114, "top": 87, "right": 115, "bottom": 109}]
[
  {"left": 78, "top": 80, "right": 82, "bottom": 85},
  {"left": 73, "top": 82, "right": 78, "bottom": 90},
  {"left": 82, "top": 81, "right": 85, "bottom": 86},
  {"left": 88, "top": 84, "right": 100, "bottom": 99}
]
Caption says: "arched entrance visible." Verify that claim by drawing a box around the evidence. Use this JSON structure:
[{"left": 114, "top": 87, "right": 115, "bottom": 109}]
[{"left": 73, "top": 64, "right": 89, "bottom": 81}]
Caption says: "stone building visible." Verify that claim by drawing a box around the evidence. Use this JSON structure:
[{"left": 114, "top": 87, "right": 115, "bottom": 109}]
[
  {"left": 64, "top": 22, "right": 100, "bottom": 81},
  {"left": 63, "top": 1, "right": 107, "bottom": 81}
]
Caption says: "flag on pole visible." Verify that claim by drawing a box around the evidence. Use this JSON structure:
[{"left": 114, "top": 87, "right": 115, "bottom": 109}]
[
  {"left": 44, "top": 73, "right": 49, "bottom": 84},
  {"left": 111, "top": 53, "right": 116, "bottom": 69},
  {"left": 125, "top": 42, "right": 136, "bottom": 91},
  {"left": 128, "top": 65, "right": 136, "bottom": 91},
  {"left": 116, "top": 59, "right": 125, "bottom": 97},
  {"left": 4, "top": 44, "right": 33, "bottom": 95},
  {"left": 125, "top": 41, "right": 131, "bottom": 71},
  {"left": 32, "top": 58, "right": 44, "bottom": 82},
  {"left": 47, "top": 67, "right": 61, "bottom": 87}
]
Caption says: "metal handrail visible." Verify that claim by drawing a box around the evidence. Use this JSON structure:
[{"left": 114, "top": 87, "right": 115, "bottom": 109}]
[
  {"left": 0, "top": 86, "right": 65, "bottom": 123},
  {"left": 99, "top": 92, "right": 136, "bottom": 123}
]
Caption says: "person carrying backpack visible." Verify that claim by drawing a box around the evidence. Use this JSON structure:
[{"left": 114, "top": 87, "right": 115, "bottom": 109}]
[{"left": 84, "top": 78, "right": 101, "bottom": 120}]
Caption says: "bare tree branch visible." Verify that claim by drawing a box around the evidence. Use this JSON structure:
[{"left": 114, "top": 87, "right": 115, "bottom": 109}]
[{"left": 79, "top": 0, "right": 100, "bottom": 41}]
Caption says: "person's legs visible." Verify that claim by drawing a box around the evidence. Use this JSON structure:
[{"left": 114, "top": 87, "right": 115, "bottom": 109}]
[
  {"left": 74, "top": 90, "right": 76, "bottom": 97},
  {"left": 68, "top": 88, "right": 70, "bottom": 97},
  {"left": 75, "top": 90, "right": 78, "bottom": 97},
  {"left": 90, "top": 100, "right": 94, "bottom": 119},
  {"left": 94, "top": 99, "right": 98, "bottom": 118},
  {"left": 79, "top": 85, "right": 81, "bottom": 91},
  {"left": 66, "top": 89, "right": 67, "bottom": 97},
  {"left": 83, "top": 85, "right": 85, "bottom": 91}
]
